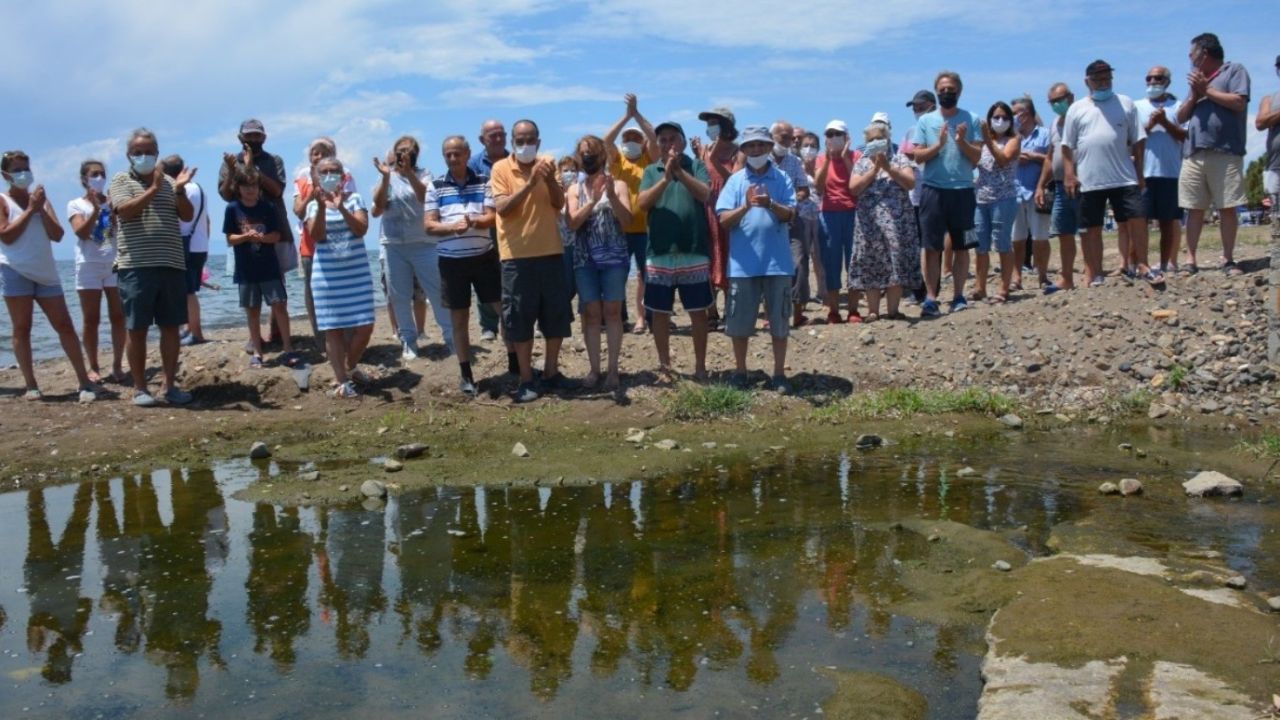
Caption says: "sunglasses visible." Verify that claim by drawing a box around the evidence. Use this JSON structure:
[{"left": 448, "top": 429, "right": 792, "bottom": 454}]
[
  {"left": 1048, "top": 95, "right": 1070, "bottom": 103},
  {"left": 1145, "top": 75, "right": 1169, "bottom": 83},
  {"left": 824, "top": 131, "right": 845, "bottom": 138}
]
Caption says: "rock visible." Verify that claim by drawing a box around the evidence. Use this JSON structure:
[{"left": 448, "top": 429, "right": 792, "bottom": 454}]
[
  {"left": 1152, "top": 309, "right": 1178, "bottom": 320},
  {"left": 1267, "top": 596, "right": 1280, "bottom": 612},
  {"left": 298, "top": 470, "right": 320, "bottom": 482},
  {"left": 1182, "top": 471, "right": 1243, "bottom": 498},
  {"left": 1098, "top": 482, "right": 1120, "bottom": 495},
  {"left": 993, "top": 560, "right": 1012, "bottom": 572},
  {"left": 338, "top": 484, "right": 350, "bottom": 492},
  {"left": 1224, "top": 575, "right": 1247, "bottom": 590},
  {"left": 654, "top": 439, "right": 679, "bottom": 451},
  {"left": 855, "top": 433, "right": 883, "bottom": 449},
  {"left": 1135, "top": 365, "right": 1157, "bottom": 380},
  {"left": 360, "top": 480, "right": 386, "bottom": 498},
  {"left": 998, "top": 414, "right": 1024, "bottom": 429},
  {"left": 249, "top": 441, "right": 272, "bottom": 460},
  {"left": 701, "top": 441, "right": 717, "bottom": 449},
  {"left": 625, "top": 429, "right": 646, "bottom": 444},
  {"left": 383, "top": 459, "right": 404, "bottom": 473},
  {"left": 1148, "top": 402, "right": 1173, "bottom": 419},
  {"left": 1118, "top": 442, "right": 1133, "bottom": 451},
  {"left": 512, "top": 442, "right": 530, "bottom": 458},
  {"left": 1119, "top": 478, "right": 1143, "bottom": 496},
  {"left": 1135, "top": 449, "right": 1147, "bottom": 458},
  {"left": 956, "top": 466, "right": 978, "bottom": 478},
  {"left": 1198, "top": 400, "right": 1221, "bottom": 414},
  {"left": 395, "top": 443, "right": 428, "bottom": 459}
]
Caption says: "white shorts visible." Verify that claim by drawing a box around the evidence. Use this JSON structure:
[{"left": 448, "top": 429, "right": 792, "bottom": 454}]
[
  {"left": 1265, "top": 170, "right": 1280, "bottom": 196},
  {"left": 1012, "top": 197, "right": 1049, "bottom": 241},
  {"left": 76, "top": 262, "right": 118, "bottom": 291}
]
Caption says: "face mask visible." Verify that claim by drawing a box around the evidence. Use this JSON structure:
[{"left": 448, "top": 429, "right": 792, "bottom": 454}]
[
  {"left": 800, "top": 147, "right": 818, "bottom": 161},
  {"left": 513, "top": 144, "right": 537, "bottom": 164},
  {"left": 1051, "top": 99, "right": 1071, "bottom": 116},
  {"left": 621, "top": 142, "right": 643, "bottom": 160},
  {"left": 129, "top": 154, "right": 158, "bottom": 175},
  {"left": 745, "top": 153, "right": 770, "bottom": 170},
  {"left": 319, "top": 173, "right": 342, "bottom": 193},
  {"left": 914, "top": 109, "right": 928, "bottom": 119},
  {"left": 581, "top": 153, "right": 601, "bottom": 175},
  {"left": 87, "top": 175, "right": 107, "bottom": 193},
  {"left": 1090, "top": 88, "right": 1114, "bottom": 102},
  {"left": 244, "top": 141, "right": 264, "bottom": 154},
  {"left": 706, "top": 125, "right": 720, "bottom": 141},
  {"left": 937, "top": 91, "right": 959, "bottom": 109},
  {"left": 8, "top": 170, "right": 33, "bottom": 190},
  {"left": 561, "top": 171, "right": 576, "bottom": 187},
  {"left": 864, "top": 139, "right": 890, "bottom": 157},
  {"left": 772, "top": 144, "right": 789, "bottom": 157},
  {"left": 990, "top": 117, "right": 1010, "bottom": 134},
  {"left": 1146, "top": 84, "right": 1167, "bottom": 99},
  {"left": 827, "top": 136, "right": 846, "bottom": 152}
]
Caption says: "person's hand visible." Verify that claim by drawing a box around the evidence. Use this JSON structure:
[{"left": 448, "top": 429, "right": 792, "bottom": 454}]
[
  {"left": 322, "top": 189, "right": 340, "bottom": 209},
  {"left": 1150, "top": 107, "right": 1167, "bottom": 128},
  {"left": 223, "top": 152, "right": 238, "bottom": 169},
  {"left": 1137, "top": 176, "right": 1146, "bottom": 192},
  {"left": 535, "top": 158, "right": 556, "bottom": 183},
  {"left": 689, "top": 136, "right": 703, "bottom": 159},
  {"left": 373, "top": 156, "right": 391, "bottom": 177},
  {"left": 980, "top": 120, "right": 992, "bottom": 143},
  {"left": 1188, "top": 71, "right": 1208, "bottom": 97},
  {"left": 1064, "top": 171, "right": 1079, "bottom": 199},
  {"left": 873, "top": 152, "right": 889, "bottom": 171},
  {"left": 747, "top": 184, "right": 771, "bottom": 208},
  {"left": 174, "top": 166, "right": 196, "bottom": 190},
  {"left": 936, "top": 125, "right": 950, "bottom": 148},
  {"left": 664, "top": 149, "right": 681, "bottom": 178},
  {"left": 309, "top": 183, "right": 324, "bottom": 205},
  {"left": 624, "top": 93, "right": 638, "bottom": 117},
  {"left": 455, "top": 216, "right": 471, "bottom": 233},
  {"left": 955, "top": 123, "right": 969, "bottom": 143},
  {"left": 29, "top": 185, "right": 46, "bottom": 210},
  {"left": 395, "top": 154, "right": 415, "bottom": 178},
  {"left": 151, "top": 168, "right": 167, "bottom": 191},
  {"left": 241, "top": 146, "right": 253, "bottom": 166},
  {"left": 1034, "top": 187, "right": 1046, "bottom": 209},
  {"left": 87, "top": 186, "right": 102, "bottom": 209}
]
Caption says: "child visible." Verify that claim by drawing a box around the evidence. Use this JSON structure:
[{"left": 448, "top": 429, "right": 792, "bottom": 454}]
[
  {"left": 66, "top": 159, "right": 126, "bottom": 383},
  {"left": 223, "top": 167, "right": 296, "bottom": 368}
]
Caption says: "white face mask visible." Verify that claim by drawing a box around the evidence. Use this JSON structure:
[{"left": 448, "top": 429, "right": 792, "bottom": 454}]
[
  {"left": 706, "top": 125, "right": 721, "bottom": 141},
  {"left": 87, "top": 175, "right": 107, "bottom": 193},
  {"left": 745, "top": 153, "right": 770, "bottom": 170},
  {"left": 990, "top": 117, "right": 1011, "bottom": 134},
  {"left": 827, "top": 136, "right": 846, "bottom": 152},
  {"left": 800, "top": 147, "right": 819, "bottom": 161},
  {"left": 621, "top": 142, "right": 643, "bottom": 160},
  {"left": 864, "top": 139, "right": 890, "bottom": 157},
  {"left": 513, "top": 144, "right": 537, "bottom": 164},
  {"left": 771, "top": 144, "right": 789, "bottom": 158}
]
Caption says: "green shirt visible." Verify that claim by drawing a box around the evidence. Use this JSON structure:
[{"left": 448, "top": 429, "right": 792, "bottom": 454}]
[{"left": 639, "top": 156, "right": 710, "bottom": 257}]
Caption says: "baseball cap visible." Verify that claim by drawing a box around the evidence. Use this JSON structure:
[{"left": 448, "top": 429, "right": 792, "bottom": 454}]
[
  {"left": 824, "top": 119, "right": 849, "bottom": 135},
  {"left": 738, "top": 126, "right": 773, "bottom": 145},
  {"left": 654, "top": 121, "right": 685, "bottom": 137},
  {"left": 698, "top": 106, "right": 736, "bottom": 125},
  {"left": 906, "top": 90, "right": 936, "bottom": 107},
  {"left": 1085, "top": 59, "right": 1115, "bottom": 76},
  {"left": 870, "top": 112, "right": 892, "bottom": 127},
  {"left": 239, "top": 118, "right": 266, "bottom": 135}
]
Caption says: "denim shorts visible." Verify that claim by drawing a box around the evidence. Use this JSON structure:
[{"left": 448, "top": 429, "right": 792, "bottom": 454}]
[
  {"left": 238, "top": 277, "right": 288, "bottom": 308},
  {"left": 1049, "top": 182, "right": 1081, "bottom": 236},
  {"left": 974, "top": 197, "right": 1018, "bottom": 254},
  {"left": 0, "top": 263, "right": 62, "bottom": 298},
  {"left": 574, "top": 264, "right": 628, "bottom": 313}
]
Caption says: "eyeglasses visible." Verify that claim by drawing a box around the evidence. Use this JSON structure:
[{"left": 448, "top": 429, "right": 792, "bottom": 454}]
[
  {"left": 1048, "top": 95, "right": 1070, "bottom": 103},
  {"left": 824, "top": 131, "right": 844, "bottom": 138},
  {"left": 1145, "top": 75, "right": 1169, "bottom": 83}
]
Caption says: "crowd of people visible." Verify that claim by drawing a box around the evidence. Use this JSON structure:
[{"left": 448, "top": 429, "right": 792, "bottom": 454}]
[{"left": 2, "top": 33, "right": 1277, "bottom": 405}]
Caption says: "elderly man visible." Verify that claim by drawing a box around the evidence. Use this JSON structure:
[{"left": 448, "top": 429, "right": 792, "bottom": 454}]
[
  {"left": 636, "top": 121, "right": 712, "bottom": 379},
  {"left": 603, "top": 94, "right": 659, "bottom": 334},
  {"left": 1135, "top": 65, "right": 1188, "bottom": 273},
  {"left": 715, "top": 125, "right": 797, "bottom": 394},
  {"left": 769, "top": 120, "right": 814, "bottom": 326},
  {"left": 1062, "top": 60, "right": 1158, "bottom": 287},
  {"left": 1259, "top": 55, "right": 1280, "bottom": 215},
  {"left": 1010, "top": 95, "right": 1054, "bottom": 292},
  {"left": 490, "top": 119, "right": 573, "bottom": 402},
  {"left": 108, "top": 129, "right": 196, "bottom": 407},
  {"left": 1035, "top": 83, "right": 1083, "bottom": 289},
  {"left": 1177, "top": 32, "right": 1252, "bottom": 276},
  {"left": 468, "top": 120, "right": 510, "bottom": 341}
]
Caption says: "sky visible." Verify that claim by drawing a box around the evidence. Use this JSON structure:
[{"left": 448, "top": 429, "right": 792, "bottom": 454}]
[{"left": 4, "top": 0, "right": 1276, "bottom": 260}]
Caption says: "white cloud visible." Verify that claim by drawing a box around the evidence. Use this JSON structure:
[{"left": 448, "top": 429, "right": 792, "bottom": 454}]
[
  {"left": 37, "top": 137, "right": 123, "bottom": 190},
  {"left": 440, "top": 83, "right": 615, "bottom": 108}
]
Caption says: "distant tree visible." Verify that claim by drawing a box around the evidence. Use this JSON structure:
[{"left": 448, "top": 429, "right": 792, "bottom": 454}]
[{"left": 1245, "top": 156, "right": 1265, "bottom": 208}]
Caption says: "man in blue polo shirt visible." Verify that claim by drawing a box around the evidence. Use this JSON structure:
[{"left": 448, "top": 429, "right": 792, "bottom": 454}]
[
  {"left": 466, "top": 120, "right": 508, "bottom": 341},
  {"left": 715, "top": 125, "right": 797, "bottom": 394},
  {"left": 1135, "top": 64, "right": 1187, "bottom": 274}
]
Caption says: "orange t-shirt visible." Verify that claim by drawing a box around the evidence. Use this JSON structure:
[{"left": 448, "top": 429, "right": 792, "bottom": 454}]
[{"left": 489, "top": 157, "right": 563, "bottom": 260}]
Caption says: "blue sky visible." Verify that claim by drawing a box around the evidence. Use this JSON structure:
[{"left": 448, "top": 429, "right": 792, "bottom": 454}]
[{"left": 5, "top": 0, "right": 1275, "bottom": 260}]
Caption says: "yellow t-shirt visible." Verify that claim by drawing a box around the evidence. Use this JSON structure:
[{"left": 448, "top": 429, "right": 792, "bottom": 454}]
[
  {"left": 610, "top": 151, "right": 651, "bottom": 234},
  {"left": 490, "top": 157, "right": 563, "bottom": 260}
]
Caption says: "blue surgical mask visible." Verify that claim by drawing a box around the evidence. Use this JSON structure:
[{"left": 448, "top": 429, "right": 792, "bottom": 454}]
[
  {"left": 1090, "top": 88, "right": 1114, "bottom": 102},
  {"left": 1146, "top": 84, "right": 1167, "bottom": 100},
  {"left": 706, "top": 125, "right": 721, "bottom": 141},
  {"left": 864, "top": 139, "right": 890, "bottom": 157},
  {"left": 129, "top": 154, "right": 157, "bottom": 174},
  {"left": 1051, "top": 99, "right": 1071, "bottom": 116},
  {"left": 8, "top": 170, "right": 33, "bottom": 190},
  {"left": 319, "top": 173, "right": 342, "bottom": 193}
]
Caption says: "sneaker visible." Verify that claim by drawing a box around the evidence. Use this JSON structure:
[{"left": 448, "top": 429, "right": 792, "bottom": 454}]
[
  {"left": 78, "top": 387, "right": 97, "bottom": 404},
  {"left": 540, "top": 372, "right": 578, "bottom": 391},
  {"left": 180, "top": 334, "right": 206, "bottom": 347},
  {"left": 513, "top": 382, "right": 539, "bottom": 403},
  {"left": 846, "top": 311, "right": 864, "bottom": 324},
  {"left": 950, "top": 296, "right": 969, "bottom": 313},
  {"left": 1089, "top": 276, "right": 1106, "bottom": 288},
  {"left": 164, "top": 387, "right": 193, "bottom": 405},
  {"left": 770, "top": 375, "right": 792, "bottom": 395},
  {"left": 401, "top": 342, "right": 419, "bottom": 361},
  {"left": 133, "top": 391, "right": 157, "bottom": 407},
  {"left": 459, "top": 378, "right": 478, "bottom": 397},
  {"left": 249, "top": 354, "right": 264, "bottom": 369},
  {"left": 480, "top": 329, "right": 497, "bottom": 342},
  {"left": 920, "top": 299, "right": 941, "bottom": 318},
  {"left": 1042, "top": 282, "right": 1060, "bottom": 295},
  {"left": 22, "top": 387, "right": 43, "bottom": 401},
  {"left": 729, "top": 371, "right": 752, "bottom": 390}
]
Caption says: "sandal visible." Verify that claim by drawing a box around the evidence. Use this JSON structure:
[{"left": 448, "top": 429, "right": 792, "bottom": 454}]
[
  {"left": 1179, "top": 263, "right": 1199, "bottom": 277},
  {"left": 350, "top": 368, "right": 379, "bottom": 386},
  {"left": 329, "top": 381, "right": 360, "bottom": 399},
  {"left": 970, "top": 290, "right": 987, "bottom": 302},
  {"left": 986, "top": 294, "right": 1008, "bottom": 304},
  {"left": 23, "top": 388, "right": 43, "bottom": 401},
  {"left": 249, "top": 355, "right": 264, "bottom": 369},
  {"left": 1143, "top": 268, "right": 1166, "bottom": 286}
]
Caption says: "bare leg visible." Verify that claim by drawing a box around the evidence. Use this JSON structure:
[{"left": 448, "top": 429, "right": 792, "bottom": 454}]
[
  {"left": 1127, "top": 217, "right": 1152, "bottom": 273},
  {"left": 943, "top": 235, "right": 954, "bottom": 282},
  {"left": 104, "top": 288, "right": 126, "bottom": 379},
  {"left": 325, "top": 330, "right": 348, "bottom": 384},
  {"left": 974, "top": 252, "right": 990, "bottom": 297},
  {"left": 651, "top": 311, "right": 672, "bottom": 370},
  {"left": 1032, "top": 240, "right": 1052, "bottom": 285},
  {"left": 1220, "top": 207, "right": 1238, "bottom": 263},
  {"left": 544, "top": 337, "right": 563, "bottom": 379},
  {"left": 157, "top": 325, "right": 181, "bottom": 393},
  {"left": 1158, "top": 219, "right": 1181, "bottom": 269},
  {"left": 885, "top": 286, "right": 902, "bottom": 316},
  {"left": 1059, "top": 233, "right": 1078, "bottom": 289},
  {"left": 246, "top": 306, "right": 264, "bottom": 356},
  {"left": 450, "top": 308, "right": 472, "bottom": 363},
  {"left": 603, "top": 300, "right": 623, "bottom": 388},
  {"left": 1184, "top": 209, "right": 1205, "bottom": 268},
  {"left": 78, "top": 289, "right": 103, "bottom": 382},
  {"left": 1117, "top": 222, "right": 1131, "bottom": 272},
  {"left": 413, "top": 298, "right": 427, "bottom": 336},
  {"left": 951, "top": 248, "right": 970, "bottom": 300},
  {"left": 515, "top": 340, "right": 535, "bottom": 384},
  {"left": 126, "top": 328, "right": 149, "bottom": 393},
  {"left": 186, "top": 293, "right": 203, "bottom": 340},
  {"left": 37, "top": 295, "right": 92, "bottom": 388},
  {"left": 846, "top": 289, "right": 862, "bottom": 317},
  {"left": 923, "top": 249, "right": 942, "bottom": 301},
  {"left": 633, "top": 275, "right": 647, "bottom": 332},
  {"left": 732, "top": 336, "right": 749, "bottom": 373},
  {"left": 5, "top": 296, "right": 37, "bottom": 389},
  {"left": 770, "top": 336, "right": 787, "bottom": 377},
  {"left": 582, "top": 301, "right": 603, "bottom": 385},
  {"left": 997, "top": 251, "right": 1014, "bottom": 296},
  {"left": 864, "top": 288, "right": 882, "bottom": 318},
  {"left": 1081, "top": 227, "right": 1104, "bottom": 284},
  {"left": 689, "top": 309, "right": 708, "bottom": 380},
  {"left": 344, "top": 324, "right": 373, "bottom": 373},
  {"left": 270, "top": 302, "right": 294, "bottom": 353},
  {"left": 1012, "top": 236, "right": 1026, "bottom": 288}
]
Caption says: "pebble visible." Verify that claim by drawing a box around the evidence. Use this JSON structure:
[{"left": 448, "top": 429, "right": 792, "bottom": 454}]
[
  {"left": 1119, "top": 478, "right": 1143, "bottom": 496},
  {"left": 361, "top": 480, "right": 387, "bottom": 499},
  {"left": 1148, "top": 403, "right": 1173, "bottom": 419},
  {"left": 338, "top": 484, "right": 349, "bottom": 492},
  {"left": 1098, "top": 482, "right": 1120, "bottom": 495},
  {"left": 395, "top": 443, "right": 428, "bottom": 459},
  {"left": 1224, "top": 575, "right": 1247, "bottom": 590},
  {"left": 654, "top": 439, "right": 679, "bottom": 451},
  {"left": 993, "top": 560, "right": 1012, "bottom": 572},
  {"left": 956, "top": 466, "right": 978, "bottom": 478},
  {"left": 998, "top": 413, "right": 1024, "bottom": 429},
  {"left": 701, "top": 441, "right": 718, "bottom": 449},
  {"left": 298, "top": 470, "right": 320, "bottom": 482},
  {"left": 512, "top": 442, "right": 530, "bottom": 458},
  {"left": 625, "top": 429, "right": 646, "bottom": 444},
  {"left": 383, "top": 459, "right": 404, "bottom": 473},
  {"left": 1268, "top": 597, "right": 1280, "bottom": 612},
  {"left": 249, "top": 441, "right": 271, "bottom": 460}
]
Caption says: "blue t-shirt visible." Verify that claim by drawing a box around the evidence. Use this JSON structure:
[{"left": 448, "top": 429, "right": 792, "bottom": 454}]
[
  {"left": 1014, "top": 126, "right": 1051, "bottom": 200},
  {"left": 913, "top": 109, "right": 983, "bottom": 189},
  {"left": 223, "top": 199, "right": 282, "bottom": 284},
  {"left": 715, "top": 163, "right": 796, "bottom": 278},
  {"left": 1134, "top": 96, "right": 1183, "bottom": 179}
]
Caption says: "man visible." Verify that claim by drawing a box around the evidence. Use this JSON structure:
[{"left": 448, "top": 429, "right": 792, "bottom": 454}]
[
  {"left": 469, "top": 119, "right": 509, "bottom": 341},
  {"left": 490, "top": 119, "right": 573, "bottom": 402},
  {"left": 1258, "top": 55, "right": 1280, "bottom": 216},
  {"left": 911, "top": 71, "right": 983, "bottom": 316},
  {"left": 1035, "top": 83, "right": 1082, "bottom": 289},
  {"left": 217, "top": 119, "right": 294, "bottom": 344},
  {"left": 636, "top": 121, "right": 713, "bottom": 380},
  {"left": 769, "top": 120, "right": 813, "bottom": 327},
  {"left": 425, "top": 136, "right": 503, "bottom": 397},
  {"left": 603, "top": 94, "right": 659, "bottom": 334},
  {"left": 1135, "top": 65, "right": 1188, "bottom": 274},
  {"left": 1010, "top": 96, "right": 1054, "bottom": 292},
  {"left": 714, "top": 126, "right": 797, "bottom": 394},
  {"left": 902, "top": 89, "right": 936, "bottom": 304},
  {"left": 1062, "top": 60, "right": 1158, "bottom": 287},
  {"left": 1176, "top": 32, "right": 1252, "bottom": 276},
  {"left": 161, "top": 156, "right": 211, "bottom": 346},
  {"left": 108, "top": 128, "right": 196, "bottom": 407}
]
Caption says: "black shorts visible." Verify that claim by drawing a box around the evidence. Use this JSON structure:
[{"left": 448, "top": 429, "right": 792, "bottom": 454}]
[
  {"left": 184, "top": 251, "right": 207, "bottom": 294},
  {"left": 918, "top": 185, "right": 977, "bottom": 252},
  {"left": 501, "top": 254, "right": 572, "bottom": 343},
  {"left": 440, "top": 248, "right": 502, "bottom": 310},
  {"left": 117, "top": 267, "right": 189, "bottom": 330},
  {"left": 1142, "top": 177, "right": 1181, "bottom": 222},
  {"left": 1080, "top": 185, "right": 1144, "bottom": 228}
]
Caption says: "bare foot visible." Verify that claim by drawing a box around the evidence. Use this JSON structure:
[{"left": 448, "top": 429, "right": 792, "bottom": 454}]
[
  {"left": 604, "top": 373, "right": 620, "bottom": 390},
  {"left": 87, "top": 369, "right": 102, "bottom": 384},
  {"left": 583, "top": 371, "right": 600, "bottom": 390}
]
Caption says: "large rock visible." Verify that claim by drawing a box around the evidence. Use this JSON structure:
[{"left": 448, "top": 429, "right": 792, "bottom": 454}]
[
  {"left": 1182, "top": 471, "right": 1243, "bottom": 498},
  {"left": 1119, "top": 478, "right": 1143, "bottom": 496},
  {"left": 998, "top": 414, "right": 1024, "bottom": 429},
  {"left": 512, "top": 442, "right": 530, "bottom": 458},
  {"left": 654, "top": 439, "right": 679, "bottom": 451},
  {"left": 855, "top": 433, "right": 883, "bottom": 449},
  {"left": 395, "top": 443, "right": 428, "bottom": 459},
  {"left": 360, "top": 480, "right": 387, "bottom": 498},
  {"left": 383, "top": 459, "right": 404, "bottom": 473},
  {"left": 249, "top": 441, "right": 272, "bottom": 460}
]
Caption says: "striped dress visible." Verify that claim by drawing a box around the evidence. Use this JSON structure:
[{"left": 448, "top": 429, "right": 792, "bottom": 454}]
[{"left": 307, "top": 194, "right": 375, "bottom": 331}]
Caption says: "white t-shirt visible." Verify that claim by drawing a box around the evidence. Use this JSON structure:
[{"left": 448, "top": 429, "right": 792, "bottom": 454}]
[
  {"left": 180, "top": 182, "right": 211, "bottom": 253},
  {"left": 66, "top": 197, "right": 116, "bottom": 267},
  {"left": 1062, "top": 94, "right": 1144, "bottom": 192}
]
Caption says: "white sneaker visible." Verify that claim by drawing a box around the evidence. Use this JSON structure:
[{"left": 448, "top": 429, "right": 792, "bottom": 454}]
[
  {"left": 479, "top": 329, "right": 497, "bottom": 342},
  {"left": 78, "top": 387, "right": 97, "bottom": 404},
  {"left": 133, "top": 391, "right": 157, "bottom": 407},
  {"left": 401, "top": 342, "right": 419, "bottom": 361}
]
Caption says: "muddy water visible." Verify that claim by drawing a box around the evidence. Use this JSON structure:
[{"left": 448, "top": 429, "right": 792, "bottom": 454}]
[{"left": 0, "top": 427, "right": 1273, "bottom": 719}]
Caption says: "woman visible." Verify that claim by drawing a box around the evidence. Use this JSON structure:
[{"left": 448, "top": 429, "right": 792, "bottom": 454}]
[
  {"left": 66, "top": 160, "right": 125, "bottom": 384},
  {"left": 797, "top": 131, "right": 826, "bottom": 300},
  {"left": 371, "top": 135, "right": 451, "bottom": 361},
  {"left": 0, "top": 151, "right": 96, "bottom": 402},
  {"left": 557, "top": 155, "right": 580, "bottom": 303},
  {"left": 973, "top": 102, "right": 1023, "bottom": 303},
  {"left": 567, "top": 136, "right": 632, "bottom": 390},
  {"left": 815, "top": 120, "right": 861, "bottom": 323},
  {"left": 690, "top": 108, "right": 743, "bottom": 328},
  {"left": 847, "top": 124, "right": 923, "bottom": 320},
  {"left": 293, "top": 137, "right": 356, "bottom": 347},
  {"left": 305, "top": 157, "right": 375, "bottom": 399}
]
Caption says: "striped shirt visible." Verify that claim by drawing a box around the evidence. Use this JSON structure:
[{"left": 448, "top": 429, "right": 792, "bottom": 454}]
[
  {"left": 107, "top": 172, "right": 186, "bottom": 271},
  {"left": 425, "top": 169, "right": 495, "bottom": 259}
]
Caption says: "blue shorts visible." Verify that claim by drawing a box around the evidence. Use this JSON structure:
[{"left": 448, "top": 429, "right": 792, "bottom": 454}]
[
  {"left": 975, "top": 197, "right": 1018, "bottom": 254},
  {"left": 644, "top": 279, "right": 712, "bottom": 314},
  {"left": 626, "top": 232, "right": 647, "bottom": 281},
  {"left": 574, "top": 264, "right": 628, "bottom": 313},
  {"left": 0, "top": 263, "right": 62, "bottom": 298},
  {"left": 1050, "top": 182, "right": 1081, "bottom": 236}
]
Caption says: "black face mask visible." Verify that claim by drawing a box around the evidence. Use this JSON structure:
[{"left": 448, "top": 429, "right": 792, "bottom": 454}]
[
  {"left": 937, "top": 91, "right": 959, "bottom": 109},
  {"left": 243, "top": 140, "right": 265, "bottom": 154},
  {"left": 581, "top": 153, "right": 601, "bottom": 175}
]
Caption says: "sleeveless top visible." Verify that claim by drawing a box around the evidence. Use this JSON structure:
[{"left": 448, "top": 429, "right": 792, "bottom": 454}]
[
  {"left": 1267, "top": 91, "right": 1280, "bottom": 174},
  {"left": 573, "top": 177, "right": 629, "bottom": 270},
  {"left": 975, "top": 141, "right": 1019, "bottom": 204},
  {"left": 0, "top": 193, "right": 60, "bottom": 286}
]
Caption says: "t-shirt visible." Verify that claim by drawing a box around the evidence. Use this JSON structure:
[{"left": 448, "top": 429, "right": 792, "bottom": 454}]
[
  {"left": 377, "top": 170, "right": 433, "bottom": 245},
  {"left": 223, "top": 199, "right": 282, "bottom": 284},
  {"left": 1062, "top": 94, "right": 1144, "bottom": 192},
  {"left": 1183, "top": 61, "right": 1251, "bottom": 157},
  {"left": 610, "top": 150, "right": 652, "bottom": 234},
  {"left": 108, "top": 171, "right": 186, "bottom": 271},
  {"left": 815, "top": 153, "right": 859, "bottom": 210},
  {"left": 714, "top": 163, "right": 796, "bottom": 278},
  {"left": 180, "top": 182, "right": 211, "bottom": 253},
  {"left": 218, "top": 151, "right": 294, "bottom": 245},
  {"left": 639, "top": 155, "right": 711, "bottom": 257},
  {"left": 489, "top": 157, "right": 563, "bottom": 260},
  {"left": 1268, "top": 91, "right": 1280, "bottom": 174},
  {"left": 66, "top": 197, "right": 116, "bottom": 267},
  {"left": 1134, "top": 96, "right": 1184, "bottom": 179},
  {"left": 1014, "top": 125, "right": 1051, "bottom": 200},
  {"left": 425, "top": 169, "right": 496, "bottom": 259},
  {"left": 913, "top": 109, "right": 984, "bottom": 189},
  {"left": 1050, "top": 119, "right": 1067, "bottom": 182}
]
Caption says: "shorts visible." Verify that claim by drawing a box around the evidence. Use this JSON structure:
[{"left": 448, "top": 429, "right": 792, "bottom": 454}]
[
  {"left": 1178, "top": 149, "right": 1246, "bottom": 211},
  {"left": 440, "top": 248, "right": 502, "bottom": 309},
  {"left": 574, "top": 264, "right": 628, "bottom": 313},
  {"left": 1264, "top": 170, "right": 1280, "bottom": 196},
  {"left": 0, "top": 263, "right": 62, "bottom": 298},
  {"left": 184, "top": 251, "right": 208, "bottom": 294},
  {"left": 75, "top": 262, "right": 118, "bottom": 291},
  {"left": 116, "top": 266, "right": 188, "bottom": 330},
  {"left": 918, "top": 185, "right": 977, "bottom": 252},
  {"left": 1080, "top": 185, "right": 1144, "bottom": 228},
  {"left": 975, "top": 197, "right": 1018, "bottom": 254},
  {"left": 1012, "top": 197, "right": 1049, "bottom": 241},
  {"left": 501, "top": 254, "right": 573, "bottom": 343},
  {"left": 1050, "top": 182, "right": 1081, "bottom": 236},
  {"left": 1143, "top": 177, "right": 1182, "bottom": 222},
  {"left": 725, "top": 275, "right": 791, "bottom": 339},
  {"left": 645, "top": 279, "right": 712, "bottom": 315},
  {"left": 238, "top": 278, "right": 288, "bottom": 308},
  {"left": 626, "top": 232, "right": 647, "bottom": 281}
]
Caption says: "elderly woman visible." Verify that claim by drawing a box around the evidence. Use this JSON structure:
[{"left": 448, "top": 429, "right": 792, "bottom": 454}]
[
  {"left": 0, "top": 151, "right": 97, "bottom": 401},
  {"left": 816, "top": 119, "right": 861, "bottom": 323},
  {"left": 567, "top": 135, "right": 632, "bottom": 390},
  {"left": 973, "top": 101, "right": 1023, "bottom": 303},
  {"left": 371, "top": 135, "right": 451, "bottom": 361},
  {"left": 305, "top": 157, "right": 375, "bottom": 399},
  {"left": 846, "top": 124, "right": 923, "bottom": 320},
  {"left": 690, "top": 107, "right": 743, "bottom": 328},
  {"left": 293, "top": 137, "right": 356, "bottom": 346}
]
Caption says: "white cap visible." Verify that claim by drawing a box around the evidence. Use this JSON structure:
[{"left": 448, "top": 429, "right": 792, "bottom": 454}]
[
  {"left": 870, "top": 112, "right": 892, "bottom": 127},
  {"left": 824, "top": 119, "right": 849, "bottom": 134}
]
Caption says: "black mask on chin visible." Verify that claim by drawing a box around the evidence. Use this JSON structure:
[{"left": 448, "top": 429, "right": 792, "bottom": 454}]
[{"left": 937, "top": 91, "right": 959, "bottom": 109}]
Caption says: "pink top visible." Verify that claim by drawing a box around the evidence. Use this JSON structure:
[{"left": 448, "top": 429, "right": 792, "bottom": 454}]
[{"left": 816, "top": 152, "right": 860, "bottom": 211}]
